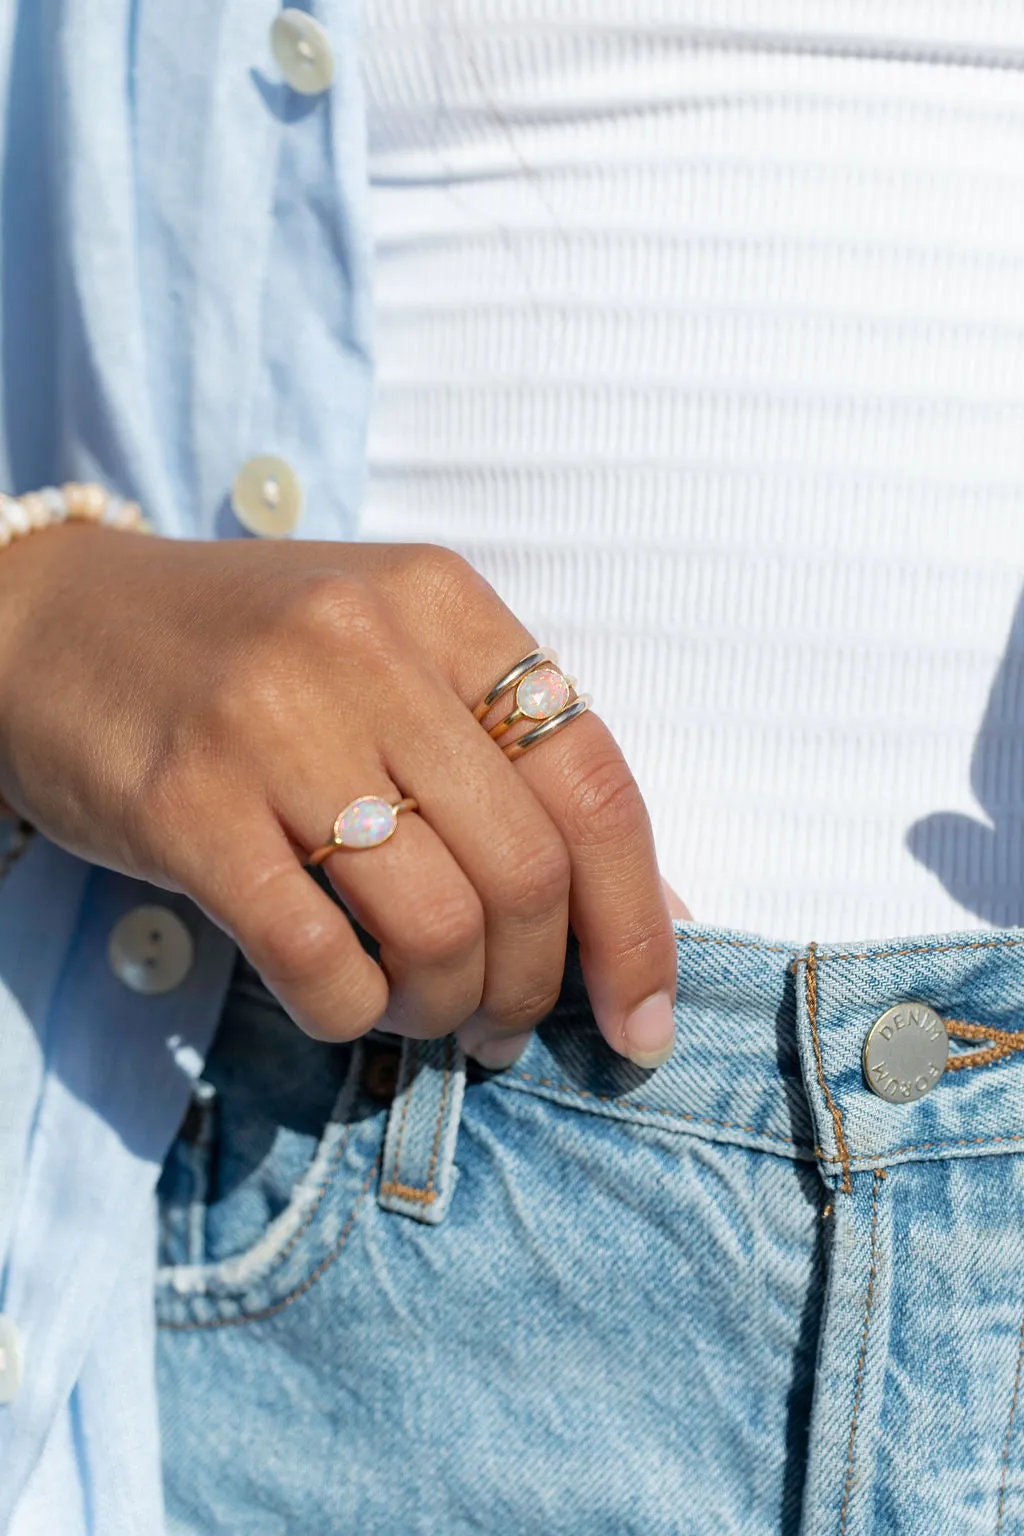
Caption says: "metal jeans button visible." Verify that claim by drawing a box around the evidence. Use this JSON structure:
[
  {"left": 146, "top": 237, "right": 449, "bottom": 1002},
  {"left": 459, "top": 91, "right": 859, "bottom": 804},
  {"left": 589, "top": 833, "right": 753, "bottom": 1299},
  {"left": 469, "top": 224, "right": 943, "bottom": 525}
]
[{"left": 863, "top": 1000, "right": 949, "bottom": 1103}]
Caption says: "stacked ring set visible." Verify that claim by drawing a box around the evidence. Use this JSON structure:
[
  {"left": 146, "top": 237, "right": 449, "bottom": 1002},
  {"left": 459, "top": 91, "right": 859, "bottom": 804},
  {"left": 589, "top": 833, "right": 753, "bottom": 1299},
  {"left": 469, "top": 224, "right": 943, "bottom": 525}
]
[{"left": 472, "top": 647, "right": 591, "bottom": 762}]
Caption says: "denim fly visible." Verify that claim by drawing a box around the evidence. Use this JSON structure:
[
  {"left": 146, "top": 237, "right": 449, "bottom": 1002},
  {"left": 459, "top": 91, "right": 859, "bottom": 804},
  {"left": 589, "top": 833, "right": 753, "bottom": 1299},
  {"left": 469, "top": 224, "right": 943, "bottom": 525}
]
[{"left": 155, "top": 922, "right": 1024, "bottom": 1535}]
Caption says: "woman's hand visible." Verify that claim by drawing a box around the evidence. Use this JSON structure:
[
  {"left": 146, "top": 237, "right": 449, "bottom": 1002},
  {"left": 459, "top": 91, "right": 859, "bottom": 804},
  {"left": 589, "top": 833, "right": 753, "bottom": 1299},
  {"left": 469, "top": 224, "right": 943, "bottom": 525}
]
[{"left": 0, "top": 527, "right": 679, "bottom": 1068}]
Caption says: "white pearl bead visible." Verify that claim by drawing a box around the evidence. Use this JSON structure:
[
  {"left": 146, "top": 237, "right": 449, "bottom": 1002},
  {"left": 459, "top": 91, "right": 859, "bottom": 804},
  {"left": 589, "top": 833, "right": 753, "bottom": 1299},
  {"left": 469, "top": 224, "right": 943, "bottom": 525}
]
[
  {"left": 20, "top": 494, "right": 48, "bottom": 529},
  {"left": 39, "top": 487, "right": 67, "bottom": 520},
  {"left": 5, "top": 501, "right": 30, "bottom": 537},
  {"left": 0, "top": 482, "right": 150, "bottom": 548}
]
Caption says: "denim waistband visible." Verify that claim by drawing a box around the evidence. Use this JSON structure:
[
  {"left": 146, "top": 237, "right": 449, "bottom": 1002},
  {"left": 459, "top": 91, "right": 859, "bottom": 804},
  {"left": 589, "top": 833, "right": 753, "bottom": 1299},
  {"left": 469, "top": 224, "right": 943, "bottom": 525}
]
[
  {"left": 334, "top": 918, "right": 1024, "bottom": 1231},
  {"left": 488, "top": 925, "right": 807, "bottom": 1161},
  {"left": 482, "top": 923, "right": 1024, "bottom": 1201}
]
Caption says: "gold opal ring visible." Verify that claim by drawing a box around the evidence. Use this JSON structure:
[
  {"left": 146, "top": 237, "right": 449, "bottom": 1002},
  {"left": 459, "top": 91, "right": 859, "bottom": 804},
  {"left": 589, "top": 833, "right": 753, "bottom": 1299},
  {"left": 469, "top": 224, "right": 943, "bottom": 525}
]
[
  {"left": 306, "top": 795, "right": 418, "bottom": 867},
  {"left": 471, "top": 648, "right": 558, "bottom": 722},
  {"left": 486, "top": 660, "right": 577, "bottom": 740}
]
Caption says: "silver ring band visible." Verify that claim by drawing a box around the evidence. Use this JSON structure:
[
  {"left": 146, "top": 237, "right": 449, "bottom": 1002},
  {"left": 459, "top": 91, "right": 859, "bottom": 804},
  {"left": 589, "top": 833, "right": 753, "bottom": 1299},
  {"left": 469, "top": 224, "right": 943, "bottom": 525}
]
[{"left": 500, "top": 695, "right": 592, "bottom": 761}]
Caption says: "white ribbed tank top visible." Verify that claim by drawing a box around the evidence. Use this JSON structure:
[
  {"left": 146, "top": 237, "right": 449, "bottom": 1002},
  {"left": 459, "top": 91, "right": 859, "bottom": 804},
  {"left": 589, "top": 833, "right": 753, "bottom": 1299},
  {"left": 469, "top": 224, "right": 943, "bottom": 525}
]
[{"left": 358, "top": 2, "right": 1024, "bottom": 940}]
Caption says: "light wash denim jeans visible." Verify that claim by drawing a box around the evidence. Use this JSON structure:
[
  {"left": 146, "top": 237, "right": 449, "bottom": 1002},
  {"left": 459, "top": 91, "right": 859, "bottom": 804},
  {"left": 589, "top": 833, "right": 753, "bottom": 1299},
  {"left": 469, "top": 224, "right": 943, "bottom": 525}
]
[{"left": 156, "top": 916, "right": 1024, "bottom": 1535}]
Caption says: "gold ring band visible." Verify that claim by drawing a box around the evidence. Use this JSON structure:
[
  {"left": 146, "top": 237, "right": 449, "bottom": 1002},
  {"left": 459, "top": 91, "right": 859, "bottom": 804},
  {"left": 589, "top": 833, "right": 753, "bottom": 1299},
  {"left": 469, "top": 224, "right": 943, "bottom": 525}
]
[
  {"left": 501, "top": 695, "right": 592, "bottom": 761},
  {"left": 307, "top": 795, "right": 418, "bottom": 866},
  {"left": 472, "top": 648, "right": 557, "bottom": 722}
]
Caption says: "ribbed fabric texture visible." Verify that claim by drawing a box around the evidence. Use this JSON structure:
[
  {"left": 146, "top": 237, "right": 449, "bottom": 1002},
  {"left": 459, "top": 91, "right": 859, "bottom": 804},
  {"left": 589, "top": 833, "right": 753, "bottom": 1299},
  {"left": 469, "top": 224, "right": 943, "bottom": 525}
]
[{"left": 359, "top": 2, "right": 1024, "bottom": 939}]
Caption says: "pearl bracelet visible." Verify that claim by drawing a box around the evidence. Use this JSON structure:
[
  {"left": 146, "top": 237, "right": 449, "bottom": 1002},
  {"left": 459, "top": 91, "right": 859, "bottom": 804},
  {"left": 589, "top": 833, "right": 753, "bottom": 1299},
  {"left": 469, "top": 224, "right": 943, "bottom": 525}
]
[{"left": 0, "top": 482, "right": 151, "bottom": 546}]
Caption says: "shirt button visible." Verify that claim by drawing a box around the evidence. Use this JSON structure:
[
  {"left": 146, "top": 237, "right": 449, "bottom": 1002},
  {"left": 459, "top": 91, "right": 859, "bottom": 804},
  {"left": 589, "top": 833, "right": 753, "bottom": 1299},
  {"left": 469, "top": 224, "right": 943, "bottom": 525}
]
[
  {"left": 231, "top": 455, "right": 303, "bottom": 539},
  {"left": 108, "top": 906, "right": 195, "bottom": 995},
  {"left": 862, "top": 1001, "right": 949, "bottom": 1104},
  {"left": 0, "top": 1316, "right": 24, "bottom": 1405},
  {"left": 270, "top": 9, "right": 335, "bottom": 96}
]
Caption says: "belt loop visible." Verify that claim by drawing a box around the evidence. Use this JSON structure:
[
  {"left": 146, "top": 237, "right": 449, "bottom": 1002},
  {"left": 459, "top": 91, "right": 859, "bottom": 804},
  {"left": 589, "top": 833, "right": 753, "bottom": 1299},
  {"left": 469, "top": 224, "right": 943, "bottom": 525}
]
[{"left": 378, "top": 1033, "right": 466, "bottom": 1225}]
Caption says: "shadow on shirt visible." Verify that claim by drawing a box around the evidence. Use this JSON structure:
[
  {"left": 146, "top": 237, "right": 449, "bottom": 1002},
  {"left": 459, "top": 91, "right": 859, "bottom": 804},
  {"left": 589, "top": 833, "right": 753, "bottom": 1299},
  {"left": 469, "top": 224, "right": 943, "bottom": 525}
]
[{"left": 906, "top": 588, "right": 1024, "bottom": 927}]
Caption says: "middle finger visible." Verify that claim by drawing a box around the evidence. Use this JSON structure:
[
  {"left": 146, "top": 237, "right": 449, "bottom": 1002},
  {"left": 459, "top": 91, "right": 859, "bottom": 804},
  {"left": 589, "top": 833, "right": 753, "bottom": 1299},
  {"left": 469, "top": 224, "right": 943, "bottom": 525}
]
[
  {"left": 275, "top": 760, "right": 487, "bottom": 1040},
  {"left": 378, "top": 656, "right": 573, "bottom": 1043}
]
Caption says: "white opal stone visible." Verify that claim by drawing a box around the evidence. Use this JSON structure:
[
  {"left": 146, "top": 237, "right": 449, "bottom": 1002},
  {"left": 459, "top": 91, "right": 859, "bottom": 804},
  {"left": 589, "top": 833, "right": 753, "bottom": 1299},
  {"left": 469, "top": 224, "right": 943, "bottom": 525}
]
[
  {"left": 516, "top": 665, "right": 571, "bottom": 720},
  {"left": 335, "top": 796, "right": 398, "bottom": 848}
]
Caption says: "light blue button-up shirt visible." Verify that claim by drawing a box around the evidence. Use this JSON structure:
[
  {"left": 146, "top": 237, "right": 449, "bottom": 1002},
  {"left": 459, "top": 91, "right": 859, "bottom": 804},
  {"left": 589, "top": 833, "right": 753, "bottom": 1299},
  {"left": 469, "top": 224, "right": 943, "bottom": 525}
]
[{"left": 0, "top": 2, "right": 373, "bottom": 1527}]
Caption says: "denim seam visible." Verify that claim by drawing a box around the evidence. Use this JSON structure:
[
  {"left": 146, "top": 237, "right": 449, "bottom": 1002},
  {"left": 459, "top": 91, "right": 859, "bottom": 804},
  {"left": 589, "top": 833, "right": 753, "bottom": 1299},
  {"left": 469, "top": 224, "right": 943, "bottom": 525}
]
[
  {"left": 806, "top": 943, "right": 854, "bottom": 1195},
  {"left": 506, "top": 1070, "right": 810, "bottom": 1150},
  {"left": 272, "top": 1125, "right": 351, "bottom": 1271},
  {"left": 839, "top": 1130, "right": 1024, "bottom": 1163},
  {"left": 384, "top": 1040, "right": 418, "bottom": 1192},
  {"left": 422, "top": 1037, "right": 453, "bottom": 1193},
  {"left": 805, "top": 937, "right": 1024, "bottom": 965},
  {"left": 839, "top": 1168, "right": 886, "bottom": 1536},
  {"left": 378, "top": 1182, "right": 437, "bottom": 1205},
  {"left": 158, "top": 1160, "right": 379, "bottom": 1332},
  {"left": 677, "top": 932, "right": 797, "bottom": 957},
  {"left": 997, "top": 1315, "right": 1024, "bottom": 1534}
]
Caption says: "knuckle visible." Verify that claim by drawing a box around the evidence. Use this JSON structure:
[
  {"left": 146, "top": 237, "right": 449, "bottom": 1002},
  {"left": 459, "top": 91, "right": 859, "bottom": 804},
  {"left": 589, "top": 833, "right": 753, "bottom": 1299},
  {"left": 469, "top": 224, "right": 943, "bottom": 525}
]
[
  {"left": 488, "top": 983, "right": 562, "bottom": 1033},
  {"left": 201, "top": 649, "right": 299, "bottom": 740},
  {"left": 284, "top": 572, "right": 387, "bottom": 653},
  {"left": 494, "top": 834, "right": 571, "bottom": 918},
  {"left": 401, "top": 544, "right": 489, "bottom": 621},
  {"left": 561, "top": 746, "right": 646, "bottom": 844},
  {"left": 401, "top": 886, "right": 485, "bottom": 966},
  {"left": 205, "top": 575, "right": 397, "bottom": 736},
  {"left": 412, "top": 542, "right": 475, "bottom": 592},
  {"left": 256, "top": 907, "right": 340, "bottom": 990},
  {"left": 204, "top": 667, "right": 272, "bottom": 748},
  {"left": 610, "top": 923, "right": 676, "bottom": 979},
  {"left": 251, "top": 908, "right": 389, "bottom": 1041}
]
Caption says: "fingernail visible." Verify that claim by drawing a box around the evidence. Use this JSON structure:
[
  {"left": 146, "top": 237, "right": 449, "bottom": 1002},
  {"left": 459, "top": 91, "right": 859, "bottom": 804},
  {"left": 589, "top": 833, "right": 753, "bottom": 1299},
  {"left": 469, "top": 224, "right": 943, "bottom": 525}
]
[
  {"left": 622, "top": 992, "right": 676, "bottom": 1069},
  {"left": 464, "top": 1030, "right": 533, "bottom": 1071}
]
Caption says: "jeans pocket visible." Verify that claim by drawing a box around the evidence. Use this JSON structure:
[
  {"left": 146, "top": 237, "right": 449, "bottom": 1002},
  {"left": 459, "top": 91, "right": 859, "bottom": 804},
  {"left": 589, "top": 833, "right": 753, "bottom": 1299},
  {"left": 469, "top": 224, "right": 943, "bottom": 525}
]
[{"left": 155, "top": 952, "right": 387, "bottom": 1328}]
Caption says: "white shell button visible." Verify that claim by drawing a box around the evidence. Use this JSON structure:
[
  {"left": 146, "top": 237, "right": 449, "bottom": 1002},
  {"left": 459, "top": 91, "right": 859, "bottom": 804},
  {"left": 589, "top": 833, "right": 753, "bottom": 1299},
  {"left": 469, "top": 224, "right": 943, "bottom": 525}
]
[
  {"left": 108, "top": 906, "right": 195, "bottom": 995},
  {"left": 270, "top": 10, "right": 335, "bottom": 96},
  {"left": 231, "top": 455, "right": 303, "bottom": 539},
  {"left": 0, "top": 1316, "right": 24, "bottom": 1404}
]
